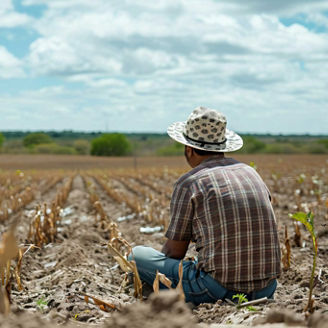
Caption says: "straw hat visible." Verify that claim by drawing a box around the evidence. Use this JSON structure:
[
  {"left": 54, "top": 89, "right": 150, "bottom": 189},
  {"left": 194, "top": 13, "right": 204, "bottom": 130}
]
[{"left": 167, "top": 106, "right": 243, "bottom": 152}]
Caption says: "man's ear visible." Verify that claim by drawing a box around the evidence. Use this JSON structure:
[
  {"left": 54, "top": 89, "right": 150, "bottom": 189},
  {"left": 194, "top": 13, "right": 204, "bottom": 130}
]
[{"left": 186, "top": 145, "right": 193, "bottom": 157}]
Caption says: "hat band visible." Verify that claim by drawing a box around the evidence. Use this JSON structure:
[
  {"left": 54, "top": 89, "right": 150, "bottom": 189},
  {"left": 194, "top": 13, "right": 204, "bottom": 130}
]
[{"left": 183, "top": 133, "right": 227, "bottom": 147}]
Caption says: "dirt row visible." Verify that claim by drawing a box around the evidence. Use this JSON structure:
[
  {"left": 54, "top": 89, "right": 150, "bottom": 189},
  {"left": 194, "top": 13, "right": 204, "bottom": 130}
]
[
  {"left": 5, "top": 173, "right": 171, "bottom": 325},
  {"left": 1, "top": 162, "right": 328, "bottom": 327}
]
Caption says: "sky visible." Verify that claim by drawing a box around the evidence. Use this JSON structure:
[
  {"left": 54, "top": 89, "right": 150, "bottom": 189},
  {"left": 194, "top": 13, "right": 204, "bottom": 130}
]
[{"left": 0, "top": 0, "right": 327, "bottom": 134}]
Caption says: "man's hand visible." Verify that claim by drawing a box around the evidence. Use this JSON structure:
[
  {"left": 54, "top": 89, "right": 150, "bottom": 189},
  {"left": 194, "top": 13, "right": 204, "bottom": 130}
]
[{"left": 162, "top": 239, "right": 190, "bottom": 260}]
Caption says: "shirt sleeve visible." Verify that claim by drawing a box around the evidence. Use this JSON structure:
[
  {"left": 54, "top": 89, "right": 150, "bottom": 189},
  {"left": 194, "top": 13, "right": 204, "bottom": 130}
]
[{"left": 165, "top": 181, "right": 193, "bottom": 241}]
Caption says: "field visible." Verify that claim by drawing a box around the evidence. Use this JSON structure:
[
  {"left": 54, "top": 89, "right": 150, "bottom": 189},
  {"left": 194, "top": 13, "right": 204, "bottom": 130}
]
[{"left": 0, "top": 154, "right": 328, "bottom": 328}]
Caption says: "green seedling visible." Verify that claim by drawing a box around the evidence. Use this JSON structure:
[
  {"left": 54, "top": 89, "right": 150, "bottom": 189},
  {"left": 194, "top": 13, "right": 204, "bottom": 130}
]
[
  {"left": 249, "top": 161, "right": 257, "bottom": 170},
  {"left": 36, "top": 297, "right": 48, "bottom": 312},
  {"left": 296, "top": 173, "right": 306, "bottom": 184},
  {"left": 233, "top": 293, "right": 248, "bottom": 306},
  {"left": 289, "top": 211, "right": 318, "bottom": 313},
  {"left": 232, "top": 293, "right": 256, "bottom": 311}
]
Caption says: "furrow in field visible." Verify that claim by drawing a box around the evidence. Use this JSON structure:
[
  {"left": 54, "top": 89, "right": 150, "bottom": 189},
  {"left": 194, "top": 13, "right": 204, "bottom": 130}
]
[
  {"left": 102, "top": 175, "right": 167, "bottom": 249},
  {"left": 0, "top": 176, "right": 66, "bottom": 236},
  {"left": 86, "top": 175, "right": 130, "bottom": 221},
  {"left": 12, "top": 174, "right": 134, "bottom": 325}
]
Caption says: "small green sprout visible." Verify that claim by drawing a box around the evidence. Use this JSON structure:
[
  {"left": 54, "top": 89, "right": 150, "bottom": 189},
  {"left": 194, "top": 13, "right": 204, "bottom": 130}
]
[
  {"left": 249, "top": 161, "right": 257, "bottom": 170},
  {"left": 296, "top": 173, "right": 306, "bottom": 184},
  {"left": 233, "top": 293, "right": 248, "bottom": 306},
  {"left": 232, "top": 293, "right": 256, "bottom": 311},
  {"left": 36, "top": 297, "right": 48, "bottom": 312},
  {"left": 289, "top": 211, "right": 318, "bottom": 313}
]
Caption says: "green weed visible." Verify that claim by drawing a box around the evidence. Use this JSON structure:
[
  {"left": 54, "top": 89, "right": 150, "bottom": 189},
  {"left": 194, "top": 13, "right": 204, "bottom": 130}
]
[
  {"left": 289, "top": 211, "right": 318, "bottom": 313},
  {"left": 232, "top": 293, "right": 256, "bottom": 311},
  {"left": 36, "top": 297, "right": 48, "bottom": 312},
  {"left": 249, "top": 161, "right": 257, "bottom": 170}
]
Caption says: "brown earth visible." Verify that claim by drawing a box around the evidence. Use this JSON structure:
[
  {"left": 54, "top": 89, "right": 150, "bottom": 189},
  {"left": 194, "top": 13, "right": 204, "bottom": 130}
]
[
  {"left": 0, "top": 154, "right": 328, "bottom": 327},
  {"left": 0, "top": 153, "right": 327, "bottom": 171}
]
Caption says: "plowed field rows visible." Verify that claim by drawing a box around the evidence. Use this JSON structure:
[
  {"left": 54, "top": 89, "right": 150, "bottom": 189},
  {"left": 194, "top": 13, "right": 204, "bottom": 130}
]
[{"left": 0, "top": 154, "right": 328, "bottom": 327}]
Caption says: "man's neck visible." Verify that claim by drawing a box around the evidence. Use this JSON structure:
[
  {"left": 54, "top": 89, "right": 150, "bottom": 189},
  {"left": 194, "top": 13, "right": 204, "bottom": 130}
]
[{"left": 193, "top": 153, "right": 224, "bottom": 167}]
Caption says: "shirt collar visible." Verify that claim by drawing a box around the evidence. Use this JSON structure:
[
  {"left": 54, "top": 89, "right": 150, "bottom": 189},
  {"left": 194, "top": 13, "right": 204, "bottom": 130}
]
[{"left": 201, "top": 155, "right": 226, "bottom": 165}]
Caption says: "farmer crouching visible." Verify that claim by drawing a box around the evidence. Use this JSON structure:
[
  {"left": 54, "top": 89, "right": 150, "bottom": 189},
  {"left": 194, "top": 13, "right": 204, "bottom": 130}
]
[{"left": 128, "top": 106, "right": 281, "bottom": 305}]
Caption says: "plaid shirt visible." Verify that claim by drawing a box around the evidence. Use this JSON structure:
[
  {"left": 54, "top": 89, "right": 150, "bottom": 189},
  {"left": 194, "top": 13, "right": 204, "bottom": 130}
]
[{"left": 165, "top": 156, "right": 281, "bottom": 293}]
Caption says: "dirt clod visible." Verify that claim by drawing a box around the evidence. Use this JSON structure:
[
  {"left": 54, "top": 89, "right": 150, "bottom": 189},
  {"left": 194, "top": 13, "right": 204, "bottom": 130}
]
[{"left": 104, "top": 290, "right": 197, "bottom": 328}]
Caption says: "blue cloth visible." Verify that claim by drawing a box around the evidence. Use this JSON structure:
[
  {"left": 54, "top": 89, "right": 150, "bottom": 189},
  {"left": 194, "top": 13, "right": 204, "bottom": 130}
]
[{"left": 128, "top": 246, "right": 277, "bottom": 306}]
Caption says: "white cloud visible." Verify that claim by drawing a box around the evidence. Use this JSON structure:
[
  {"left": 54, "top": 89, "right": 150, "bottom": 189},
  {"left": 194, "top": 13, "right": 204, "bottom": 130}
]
[
  {"left": 0, "top": 0, "right": 327, "bottom": 133},
  {"left": 216, "top": 0, "right": 328, "bottom": 15},
  {"left": 25, "top": 1, "right": 328, "bottom": 77},
  {"left": 0, "top": 46, "right": 24, "bottom": 78},
  {"left": 0, "top": 0, "right": 32, "bottom": 28},
  {"left": 306, "top": 12, "right": 328, "bottom": 28}
]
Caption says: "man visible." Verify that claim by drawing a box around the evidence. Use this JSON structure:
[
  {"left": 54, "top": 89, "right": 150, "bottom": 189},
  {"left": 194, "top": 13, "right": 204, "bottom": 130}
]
[{"left": 129, "top": 107, "right": 281, "bottom": 305}]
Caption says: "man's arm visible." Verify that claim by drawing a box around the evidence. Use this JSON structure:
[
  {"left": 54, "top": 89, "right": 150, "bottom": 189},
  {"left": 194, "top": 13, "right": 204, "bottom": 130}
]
[{"left": 162, "top": 239, "right": 190, "bottom": 260}]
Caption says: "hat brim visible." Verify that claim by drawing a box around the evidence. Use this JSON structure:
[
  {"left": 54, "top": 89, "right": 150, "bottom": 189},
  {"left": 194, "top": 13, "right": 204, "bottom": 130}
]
[{"left": 167, "top": 121, "right": 243, "bottom": 152}]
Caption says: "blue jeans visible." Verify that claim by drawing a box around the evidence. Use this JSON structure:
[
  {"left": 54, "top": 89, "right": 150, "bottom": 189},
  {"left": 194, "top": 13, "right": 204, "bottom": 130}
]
[{"left": 128, "top": 246, "right": 277, "bottom": 306}]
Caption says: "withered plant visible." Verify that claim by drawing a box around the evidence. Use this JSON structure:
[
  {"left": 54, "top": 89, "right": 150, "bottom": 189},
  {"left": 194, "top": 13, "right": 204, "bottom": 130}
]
[
  {"left": 28, "top": 176, "right": 73, "bottom": 247},
  {"left": 83, "top": 292, "right": 118, "bottom": 312},
  {"left": 293, "top": 222, "right": 302, "bottom": 247},
  {"left": 28, "top": 203, "right": 61, "bottom": 247},
  {"left": 0, "top": 220, "right": 19, "bottom": 315},
  {"left": 0, "top": 187, "right": 35, "bottom": 222},
  {"left": 108, "top": 237, "right": 143, "bottom": 300},
  {"left": 153, "top": 261, "right": 184, "bottom": 301},
  {"left": 281, "top": 226, "right": 291, "bottom": 270},
  {"left": 153, "top": 271, "right": 172, "bottom": 292}
]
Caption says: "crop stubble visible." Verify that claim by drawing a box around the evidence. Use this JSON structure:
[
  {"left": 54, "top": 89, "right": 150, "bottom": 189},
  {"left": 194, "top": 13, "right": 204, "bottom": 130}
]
[{"left": 0, "top": 154, "right": 328, "bottom": 326}]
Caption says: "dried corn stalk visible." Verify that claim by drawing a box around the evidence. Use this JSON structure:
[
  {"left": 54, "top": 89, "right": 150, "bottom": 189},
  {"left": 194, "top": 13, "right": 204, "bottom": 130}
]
[
  {"left": 0, "top": 187, "right": 35, "bottom": 222},
  {"left": 0, "top": 286, "right": 10, "bottom": 316},
  {"left": 93, "top": 201, "right": 111, "bottom": 228},
  {"left": 108, "top": 223, "right": 121, "bottom": 246},
  {"left": 82, "top": 176, "right": 104, "bottom": 225},
  {"left": 41, "top": 176, "right": 63, "bottom": 194},
  {"left": 108, "top": 239, "right": 143, "bottom": 299},
  {"left": 14, "top": 245, "right": 37, "bottom": 291},
  {"left": 176, "top": 261, "right": 185, "bottom": 301},
  {"left": 294, "top": 222, "right": 302, "bottom": 247},
  {"left": 28, "top": 176, "right": 73, "bottom": 248},
  {"left": 153, "top": 271, "right": 173, "bottom": 293},
  {"left": 83, "top": 292, "right": 118, "bottom": 312},
  {"left": 282, "top": 225, "right": 291, "bottom": 270},
  {"left": 95, "top": 176, "right": 142, "bottom": 214},
  {"left": 84, "top": 176, "right": 119, "bottom": 238},
  {"left": 94, "top": 177, "right": 124, "bottom": 205},
  {"left": 54, "top": 176, "right": 73, "bottom": 207},
  {"left": 28, "top": 204, "right": 60, "bottom": 247},
  {"left": 152, "top": 261, "right": 185, "bottom": 301},
  {"left": 0, "top": 221, "right": 19, "bottom": 315}
]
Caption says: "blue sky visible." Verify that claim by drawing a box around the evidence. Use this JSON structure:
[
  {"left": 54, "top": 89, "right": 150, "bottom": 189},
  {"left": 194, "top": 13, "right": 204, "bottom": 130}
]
[{"left": 0, "top": 0, "right": 328, "bottom": 134}]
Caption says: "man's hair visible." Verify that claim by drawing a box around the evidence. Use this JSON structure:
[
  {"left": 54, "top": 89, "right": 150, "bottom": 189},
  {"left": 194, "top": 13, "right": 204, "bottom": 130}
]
[{"left": 193, "top": 148, "right": 222, "bottom": 156}]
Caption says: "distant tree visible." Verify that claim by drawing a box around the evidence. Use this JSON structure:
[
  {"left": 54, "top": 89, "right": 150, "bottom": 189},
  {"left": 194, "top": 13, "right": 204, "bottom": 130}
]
[
  {"left": 157, "top": 142, "right": 184, "bottom": 156},
  {"left": 0, "top": 132, "right": 4, "bottom": 149},
  {"left": 91, "top": 133, "right": 131, "bottom": 156},
  {"left": 73, "top": 139, "right": 90, "bottom": 155},
  {"left": 240, "top": 136, "right": 266, "bottom": 153},
  {"left": 317, "top": 139, "right": 328, "bottom": 149},
  {"left": 23, "top": 133, "right": 52, "bottom": 148}
]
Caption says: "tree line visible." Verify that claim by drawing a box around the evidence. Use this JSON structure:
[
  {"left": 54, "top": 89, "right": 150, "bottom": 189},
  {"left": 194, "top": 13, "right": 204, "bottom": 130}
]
[
  {"left": 0, "top": 131, "right": 328, "bottom": 156},
  {"left": 0, "top": 132, "right": 131, "bottom": 156}
]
